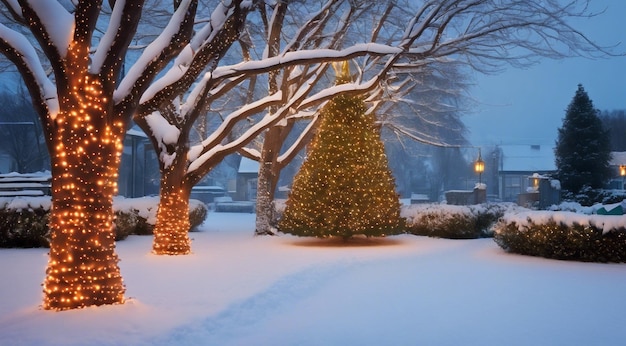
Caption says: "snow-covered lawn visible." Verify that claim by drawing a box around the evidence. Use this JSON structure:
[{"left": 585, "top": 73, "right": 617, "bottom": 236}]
[{"left": 2, "top": 212, "right": 626, "bottom": 345}]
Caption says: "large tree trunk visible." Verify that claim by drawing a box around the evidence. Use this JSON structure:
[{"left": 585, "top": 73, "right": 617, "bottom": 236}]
[
  {"left": 255, "top": 127, "right": 282, "bottom": 235},
  {"left": 254, "top": 2, "right": 285, "bottom": 236},
  {"left": 255, "top": 156, "right": 275, "bottom": 235},
  {"left": 43, "top": 76, "right": 125, "bottom": 311},
  {"left": 152, "top": 162, "right": 192, "bottom": 255}
]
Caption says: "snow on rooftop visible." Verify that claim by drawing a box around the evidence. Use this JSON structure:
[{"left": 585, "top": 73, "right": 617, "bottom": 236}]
[
  {"left": 238, "top": 157, "right": 259, "bottom": 174},
  {"left": 126, "top": 126, "right": 148, "bottom": 138},
  {"left": 500, "top": 144, "right": 556, "bottom": 172},
  {"left": 610, "top": 151, "right": 626, "bottom": 166}
]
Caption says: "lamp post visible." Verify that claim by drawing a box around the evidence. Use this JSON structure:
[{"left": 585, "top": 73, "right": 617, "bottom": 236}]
[
  {"left": 620, "top": 165, "right": 626, "bottom": 189},
  {"left": 474, "top": 148, "right": 485, "bottom": 184}
]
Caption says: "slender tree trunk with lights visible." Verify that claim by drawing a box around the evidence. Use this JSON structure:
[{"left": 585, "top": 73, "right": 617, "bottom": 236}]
[
  {"left": 252, "top": 2, "right": 285, "bottom": 236},
  {"left": 153, "top": 187, "right": 192, "bottom": 255},
  {"left": 151, "top": 154, "right": 192, "bottom": 255},
  {"left": 255, "top": 134, "right": 281, "bottom": 236}
]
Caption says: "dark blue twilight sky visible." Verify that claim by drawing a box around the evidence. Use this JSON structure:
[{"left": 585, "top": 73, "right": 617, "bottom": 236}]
[{"left": 465, "top": 0, "right": 626, "bottom": 148}]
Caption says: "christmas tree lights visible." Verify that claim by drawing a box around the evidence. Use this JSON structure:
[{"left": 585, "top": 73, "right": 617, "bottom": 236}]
[{"left": 279, "top": 62, "right": 404, "bottom": 239}]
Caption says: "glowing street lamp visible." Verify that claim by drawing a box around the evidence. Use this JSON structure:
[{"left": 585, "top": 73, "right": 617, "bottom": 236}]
[
  {"left": 620, "top": 165, "right": 626, "bottom": 177},
  {"left": 474, "top": 148, "right": 485, "bottom": 184}
]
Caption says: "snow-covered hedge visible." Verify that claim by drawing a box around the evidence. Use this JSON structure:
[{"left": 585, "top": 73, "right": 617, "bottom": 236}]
[
  {"left": 274, "top": 200, "right": 522, "bottom": 239},
  {"left": 401, "top": 203, "right": 522, "bottom": 239},
  {"left": 494, "top": 210, "right": 626, "bottom": 263},
  {"left": 0, "top": 196, "right": 208, "bottom": 248}
]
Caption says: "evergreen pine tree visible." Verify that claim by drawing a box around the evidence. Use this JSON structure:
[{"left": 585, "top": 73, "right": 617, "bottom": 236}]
[
  {"left": 555, "top": 84, "right": 612, "bottom": 194},
  {"left": 278, "top": 63, "right": 404, "bottom": 239}
]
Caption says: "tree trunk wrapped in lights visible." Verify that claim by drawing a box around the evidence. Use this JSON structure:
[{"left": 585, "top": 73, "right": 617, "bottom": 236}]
[
  {"left": 278, "top": 63, "right": 404, "bottom": 239},
  {"left": 44, "top": 71, "right": 126, "bottom": 309},
  {"left": 45, "top": 134, "right": 126, "bottom": 309},
  {"left": 255, "top": 153, "right": 278, "bottom": 235},
  {"left": 152, "top": 188, "right": 192, "bottom": 255},
  {"left": 151, "top": 153, "right": 192, "bottom": 255}
]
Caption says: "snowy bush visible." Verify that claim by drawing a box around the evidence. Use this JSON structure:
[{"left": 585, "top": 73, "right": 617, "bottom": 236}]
[
  {"left": 0, "top": 197, "right": 51, "bottom": 247},
  {"left": 0, "top": 208, "right": 49, "bottom": 248},
  {"left": 277, "top": 200, "right": 521, "bottom": 239},
  {"left": 562, "top": 186, "right": 626, "bottom": 207},
  {"left": 189, "top": 202, "right": 208, "bottom": 229},
  {"left": 401, "top": 203, "right": 521, "bottom": 239},
  {"left": 111, "top": 196, "right": 208, "bottom": 237},
  {"left": 0, "top": 196, "right": 208, "bottom": 248},
  {"left": 548, "top": 201, "right": 599, "bottom": 214},
  {"left": 494, "top": 211, "right": 626, "bottom": 262}
]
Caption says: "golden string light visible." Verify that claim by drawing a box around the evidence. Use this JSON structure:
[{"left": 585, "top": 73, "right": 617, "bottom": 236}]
[
  {"left": 279, "top": 62, "right": 403, "bottom": 239},
  {"left": 152, "top": 183, "right": 192, "bottom": 255},
  {"left": 43, "top": 42, "right": 125, "bottom": 311}
]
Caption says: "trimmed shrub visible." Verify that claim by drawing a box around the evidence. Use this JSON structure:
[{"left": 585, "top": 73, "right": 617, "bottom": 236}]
[
  {"left": 0, "top": 196, "right": 208, "bottom": 248},
  {"left": 112, "top": 197, "right": 208, "bottom": 237},
  {"left": 494, "top": 211, "right": 626, "bottom": 262},
  {"left": 0, "top": 197, "right": 52, "bottom": 247},
  {"left": 401, "top": 203, "right": 518, "bottom": 239},
  {"left": 407, "top": 209, "right": 478, "bottom": 239},
  {"left": 0, "top": 208, "right": 49, "bottom": 248},
  {"left": 189, "top": 202, "right": 208, "bottom": 231},
  {"left": 113, "top": 209, "right": 140, "bottom": 240}
]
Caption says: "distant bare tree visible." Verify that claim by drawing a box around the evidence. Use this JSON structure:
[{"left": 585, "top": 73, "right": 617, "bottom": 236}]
[
  {"left": 0, "top": 87, "right": 48, "bottom": 172},
  {"left": 600, "top": 110, "right": 626, "bottom": 151}
]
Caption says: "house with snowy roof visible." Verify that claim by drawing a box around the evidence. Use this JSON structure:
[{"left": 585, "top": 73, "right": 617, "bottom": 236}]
[
  {"left": 608, "top": 151, "right": 626, "bottom": 189},
  {"left": 0, "top": 124, "right": 159, "bottom": 198},
  {"left": 235, "top": 156, "right": 259, "bottom": 201},
  {"left": 497, "top": 144, "right": 556, "bottom": 202},
  {"left": 117, "top": 126, "right": 160, "bottom": 198}
]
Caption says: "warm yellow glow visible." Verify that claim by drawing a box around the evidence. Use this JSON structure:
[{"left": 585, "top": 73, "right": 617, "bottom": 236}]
[
  {"left": 620, "top": 165, "right": 626, "bottom": 177},
  {"left": 474, "top": 153, "right": 485, "bottom": 174}
]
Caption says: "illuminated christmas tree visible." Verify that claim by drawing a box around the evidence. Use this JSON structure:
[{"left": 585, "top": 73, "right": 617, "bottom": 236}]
[{"left": 278, "top": 62, "right": 404, "bottom": 239}]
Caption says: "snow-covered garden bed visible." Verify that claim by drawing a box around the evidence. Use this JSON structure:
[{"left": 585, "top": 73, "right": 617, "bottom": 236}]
[
  {"left": 5, "top": 195, "right": 626, "bottom": 263},
  {"left": 0, "top": 196, "right": 207, "bottom": 248},
  {"left": 276, "top": 199, "right": 524, "bottom": 239},
  {"left": 401, "top": 202, "right": 524, "bottom": 239}
]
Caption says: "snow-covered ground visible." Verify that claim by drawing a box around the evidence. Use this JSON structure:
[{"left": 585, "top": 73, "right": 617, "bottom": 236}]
[{"left": 2, "top": 211, "right": 626, "bottom": 345}]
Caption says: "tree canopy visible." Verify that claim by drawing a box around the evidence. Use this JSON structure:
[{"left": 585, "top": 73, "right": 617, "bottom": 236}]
[
  {"left": 599, "top": 110, "right": 626, "bottom": 151},
  {"left": 555, "top": 84, "right": 612, "bottom": 194}
]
